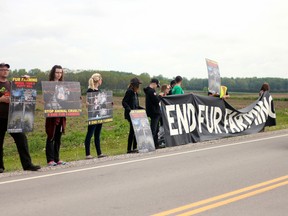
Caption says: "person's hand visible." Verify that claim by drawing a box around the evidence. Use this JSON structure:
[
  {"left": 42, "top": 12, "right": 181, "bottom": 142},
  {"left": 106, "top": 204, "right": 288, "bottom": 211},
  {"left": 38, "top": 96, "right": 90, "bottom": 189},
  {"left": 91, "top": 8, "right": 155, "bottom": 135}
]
[{"left": 0, "top": 95, "right": 10, "bottom": 103}]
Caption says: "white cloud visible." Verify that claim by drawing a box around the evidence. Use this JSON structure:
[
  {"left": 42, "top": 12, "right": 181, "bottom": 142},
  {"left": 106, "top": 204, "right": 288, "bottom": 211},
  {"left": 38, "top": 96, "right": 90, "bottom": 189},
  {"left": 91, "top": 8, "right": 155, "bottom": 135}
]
[{"left": 0, "top": 0, "right": 287, "bottom": 79}]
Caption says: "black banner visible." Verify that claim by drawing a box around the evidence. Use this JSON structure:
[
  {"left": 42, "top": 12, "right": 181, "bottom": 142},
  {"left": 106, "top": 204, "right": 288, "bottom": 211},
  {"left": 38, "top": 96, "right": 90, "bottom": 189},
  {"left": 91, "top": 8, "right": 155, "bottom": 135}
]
[{"left": 161, "top": 92, "right": 276, "bottom": 147}]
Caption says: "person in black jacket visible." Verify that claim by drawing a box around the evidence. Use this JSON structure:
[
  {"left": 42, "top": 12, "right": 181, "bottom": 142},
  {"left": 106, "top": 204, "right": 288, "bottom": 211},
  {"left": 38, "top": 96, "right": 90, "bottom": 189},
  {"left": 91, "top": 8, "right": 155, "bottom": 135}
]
[
  {"left": 143, "top": 78, "right": 161, "bottom": 149},
  {"left": 122, "top": 77, "right": 143, "bottom": 153},
  {"left": 0, "top": 63, "right": 41, "bottom": 172}
]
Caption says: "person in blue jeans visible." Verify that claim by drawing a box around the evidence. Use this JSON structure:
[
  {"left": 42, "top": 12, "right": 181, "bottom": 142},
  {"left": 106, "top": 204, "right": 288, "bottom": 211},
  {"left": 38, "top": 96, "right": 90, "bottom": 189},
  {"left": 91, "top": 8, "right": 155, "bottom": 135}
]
[{"left": 84, "top": 73, "right": 107, "bottom": 159}]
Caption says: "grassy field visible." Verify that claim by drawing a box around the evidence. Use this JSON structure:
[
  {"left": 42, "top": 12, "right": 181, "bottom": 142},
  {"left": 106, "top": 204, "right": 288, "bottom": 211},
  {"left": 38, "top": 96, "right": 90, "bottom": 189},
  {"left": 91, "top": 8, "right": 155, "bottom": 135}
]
[{"left": 3, "top": 93, "right": 288, "bottom": 171}]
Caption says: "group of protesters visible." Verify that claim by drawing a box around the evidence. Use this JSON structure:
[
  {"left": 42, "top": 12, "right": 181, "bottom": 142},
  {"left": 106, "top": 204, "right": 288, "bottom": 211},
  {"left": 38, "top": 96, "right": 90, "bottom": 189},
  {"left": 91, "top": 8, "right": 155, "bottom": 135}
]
[
  {"left": 0, "top": 62, "right": 270, "bottom": 173},
  {"left": 0, "top": 61, "right": 180, "bottom": 173}
]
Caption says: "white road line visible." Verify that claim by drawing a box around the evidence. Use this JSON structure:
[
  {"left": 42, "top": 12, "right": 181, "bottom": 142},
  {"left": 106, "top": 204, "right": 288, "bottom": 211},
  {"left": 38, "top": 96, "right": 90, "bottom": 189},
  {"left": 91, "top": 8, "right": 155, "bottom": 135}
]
[{"left": 0, "top": 134, "right": 287, "bottom": 185}]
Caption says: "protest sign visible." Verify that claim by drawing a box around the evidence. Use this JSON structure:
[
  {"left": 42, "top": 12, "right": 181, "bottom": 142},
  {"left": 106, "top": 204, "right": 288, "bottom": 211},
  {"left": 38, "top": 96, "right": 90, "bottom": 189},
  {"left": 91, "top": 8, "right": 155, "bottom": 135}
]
[
  {"left": 7, "top": 77, "right": 37, "bottom": 133},
  {"left": 42, "top": 81, "right": 82, "bottom": 117},
  {"left": 130, "top": 110, "right": 155, "bottom": 152}
]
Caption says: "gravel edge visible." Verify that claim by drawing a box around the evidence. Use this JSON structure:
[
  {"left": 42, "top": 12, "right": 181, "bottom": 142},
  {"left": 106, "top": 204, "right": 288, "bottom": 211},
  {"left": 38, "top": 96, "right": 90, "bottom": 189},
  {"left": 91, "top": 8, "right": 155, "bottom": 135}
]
[{"left": 1, "top": 129, "right": 287, "bottom": 179}]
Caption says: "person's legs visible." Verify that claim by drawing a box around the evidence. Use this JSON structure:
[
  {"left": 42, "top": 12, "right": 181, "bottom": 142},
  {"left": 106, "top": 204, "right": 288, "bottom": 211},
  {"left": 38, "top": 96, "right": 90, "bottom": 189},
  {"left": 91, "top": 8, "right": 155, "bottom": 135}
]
[
  {"left": 127, "top": 120, "right": 135, "bottom": 152},
  {"left": 0, "top": 118, "right": 7, "bottom": 170},
  {"left": 10, "top": 132, "right": 33, "bottom": 169},
  {"left": 84, "top": 124, "right": 96, "bottom": 156},
  {"left": 53, "top": 124, "right": 62, "bottom": 163},
  {"left": 46, "top": 137, "right": 55, "bottom": 163},
  {"left": 94, "top": 124, "right": 102, "bottom": 156},
  {"left": 150, "top": 115, "right": 160, "bottom": 148}
]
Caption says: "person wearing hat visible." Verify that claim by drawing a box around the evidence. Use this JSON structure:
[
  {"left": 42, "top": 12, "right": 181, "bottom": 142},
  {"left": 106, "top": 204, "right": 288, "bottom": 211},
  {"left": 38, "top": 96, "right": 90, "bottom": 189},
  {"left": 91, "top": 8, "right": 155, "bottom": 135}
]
[
  {"left": 122, "top": 77, "right": 143, "bottom": 153},
  {"left": 143, "top": 78, "right": 162, "bottom": 149},
  {"left": 84, "top": 73, "right": 107, "bottom": 159},
  {"left": 0, "top": 63, "right": 41, "bottom": 172}
]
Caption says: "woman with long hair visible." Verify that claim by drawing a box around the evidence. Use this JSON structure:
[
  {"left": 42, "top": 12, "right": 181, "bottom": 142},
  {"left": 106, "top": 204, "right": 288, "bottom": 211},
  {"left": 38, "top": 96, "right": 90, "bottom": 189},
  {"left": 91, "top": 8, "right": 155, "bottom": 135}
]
[
  {"left": 45, "top": 65, "right": 67, "bottom": 166},
  {"left": 122, "top": 77, "right": 143, "bottom": 153}
]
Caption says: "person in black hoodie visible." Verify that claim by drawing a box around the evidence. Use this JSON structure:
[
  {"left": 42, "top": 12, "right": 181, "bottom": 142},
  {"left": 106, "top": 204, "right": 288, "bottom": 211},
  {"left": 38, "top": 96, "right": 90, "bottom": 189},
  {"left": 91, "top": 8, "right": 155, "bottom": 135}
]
[
  {"left": 122, "top": 77, "right": 143, "bottom": 153},
  {"left": 143, "top": 78, "right": 161, "bottom": 149}
]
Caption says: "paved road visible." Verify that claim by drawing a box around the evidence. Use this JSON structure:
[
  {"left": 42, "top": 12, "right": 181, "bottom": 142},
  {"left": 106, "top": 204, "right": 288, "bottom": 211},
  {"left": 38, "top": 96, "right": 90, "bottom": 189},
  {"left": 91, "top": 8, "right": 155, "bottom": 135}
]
[{"left": 0, "top": 130, "right": 287, "bottom": 216}]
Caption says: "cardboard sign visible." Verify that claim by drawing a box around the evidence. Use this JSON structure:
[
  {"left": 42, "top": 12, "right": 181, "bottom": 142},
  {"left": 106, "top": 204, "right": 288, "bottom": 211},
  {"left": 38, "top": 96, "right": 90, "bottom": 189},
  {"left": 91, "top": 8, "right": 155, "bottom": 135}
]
[
  {"left": 87, "top": 91, "right": 113, "bottom": 125},
  {"left": 42, "top": 81, "right": 82, "bottom": 117},
  {"left": 206, "top": 58, "right": 221, "bottom": 95},
  {"left": 130, "top": 110, "right": 155, "bottom": 153},
  {"left": 7, "top": 77, "right": 37, "bottom": 133}
]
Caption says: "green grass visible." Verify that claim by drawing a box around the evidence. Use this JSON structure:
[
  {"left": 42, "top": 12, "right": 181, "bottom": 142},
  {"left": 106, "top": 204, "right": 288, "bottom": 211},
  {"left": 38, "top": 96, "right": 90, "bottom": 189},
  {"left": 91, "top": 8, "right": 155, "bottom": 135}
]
[{"left": 2, "top": 95, "right": 288, "bottom": 172}]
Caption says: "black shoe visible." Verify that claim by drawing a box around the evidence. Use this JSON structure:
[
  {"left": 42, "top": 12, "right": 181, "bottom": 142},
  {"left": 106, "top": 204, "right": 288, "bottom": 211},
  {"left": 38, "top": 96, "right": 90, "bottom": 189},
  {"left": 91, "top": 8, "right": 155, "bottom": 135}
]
[
  {"left": 24, "top": 164, "right": 41, "bottom": 171},
  {"left": 98, "top": 154, "right": 107, "bottom": 158},
  {"left": 0, "top": 168, "right": 4, "bottom": 173},
  {"left": 127, "top": 150, "right": 138, "bottom": 154}
]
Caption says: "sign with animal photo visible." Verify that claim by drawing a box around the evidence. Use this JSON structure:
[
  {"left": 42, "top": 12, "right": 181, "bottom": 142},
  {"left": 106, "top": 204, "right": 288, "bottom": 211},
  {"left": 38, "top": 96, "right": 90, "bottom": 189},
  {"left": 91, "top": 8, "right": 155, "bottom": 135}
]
[
  {"left": 130, "top": 110, "right": 155, "bottom": 153},
  {"left": 206, "top": 58, "right": 221, "bottom": 95},
  {"left": 41, "top": 81, "right": 82, "bottom": 117},
  {"left": 87, "top": 90, "right": 113, "bottom": 125},
  {"left": 7, "top": 77, "right": 37, "bottom": 133}
]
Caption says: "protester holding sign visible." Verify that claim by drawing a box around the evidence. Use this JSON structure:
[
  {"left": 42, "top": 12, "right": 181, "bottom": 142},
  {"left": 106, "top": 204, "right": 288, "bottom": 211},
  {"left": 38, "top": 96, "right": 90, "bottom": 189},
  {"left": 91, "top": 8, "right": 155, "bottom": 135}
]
[
  {"left": 144, "top": 78, "right": 162, "bottom": 149},
  {"left": 0, "top": 63, "right": 41, "bottom": 173},
  {"left": 84, "top": 73, "right": 107, "bottom": 159},
  {"left": 172, "top": 76, "right": 184, "bottom": 95},
  {"left": 45, "top": 65, "right": 67, "bottom": 166},
  {"left": 122, "top": 77, "right": 143, "bottom": 153}
]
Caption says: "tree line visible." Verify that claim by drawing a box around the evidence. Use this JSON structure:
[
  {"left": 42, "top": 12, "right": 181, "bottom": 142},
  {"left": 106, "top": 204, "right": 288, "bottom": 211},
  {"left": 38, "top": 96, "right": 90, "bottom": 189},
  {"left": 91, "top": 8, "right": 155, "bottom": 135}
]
[{"left": 10, "top": 68, "right": 288, "bottom": 94}]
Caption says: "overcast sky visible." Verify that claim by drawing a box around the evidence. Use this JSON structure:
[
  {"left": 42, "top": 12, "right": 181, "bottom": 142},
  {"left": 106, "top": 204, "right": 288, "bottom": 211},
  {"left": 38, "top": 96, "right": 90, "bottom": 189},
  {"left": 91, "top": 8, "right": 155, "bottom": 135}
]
[{"left": 1, "top": 0, "right": 287, "bottom": 79}]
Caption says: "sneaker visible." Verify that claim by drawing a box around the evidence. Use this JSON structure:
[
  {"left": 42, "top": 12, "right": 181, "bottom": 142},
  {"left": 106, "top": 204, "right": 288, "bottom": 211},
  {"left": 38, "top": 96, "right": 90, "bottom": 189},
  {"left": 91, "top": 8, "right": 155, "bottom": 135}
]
[
  {"left": 47, "top": 161, "right": 57, "bottom": 166},
  {"left": 86, "top": 155, "right": 94, "bottom": 159},
  {"left": 57, "top": 161, "right": 67, "bottom": 165},
  {"left": 97, "top": 154, "right": 107, "bottom": 158},
  {"left": 0, "top": 168, "right": 4, "bottom": 173},
  {"left": 24, "top": 164, "right": 41, "bottom": 171}
]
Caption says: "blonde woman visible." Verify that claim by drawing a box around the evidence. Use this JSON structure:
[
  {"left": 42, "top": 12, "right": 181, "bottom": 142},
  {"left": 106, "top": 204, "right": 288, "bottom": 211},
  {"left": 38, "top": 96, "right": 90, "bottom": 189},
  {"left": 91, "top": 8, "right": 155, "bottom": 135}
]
[{"left": 84, "top": 73, "right": 107, "bottom": 159}]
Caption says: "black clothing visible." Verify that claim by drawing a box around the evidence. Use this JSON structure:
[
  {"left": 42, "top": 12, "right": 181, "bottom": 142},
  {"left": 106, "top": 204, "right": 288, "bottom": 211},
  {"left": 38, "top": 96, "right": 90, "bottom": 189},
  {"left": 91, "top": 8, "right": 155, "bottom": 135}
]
[
  {"left": 122, "top": 88, "right": 142, "bottom": 121},
  {"left": 46, "top": 124, "right": 62, "bottom": 163},
  {"left": 143, "top": 86, "right": 161, "bottom": 148},
  {"left": 0, "top": 81, "right": 10, "bottom": 119},
  {"left": 0, "top": 80, "right": 38, "bottom": 170},
  {"left": 84, "top": 88, "right": 103, "bottom": 156},
  {"left": 143, "top": 86, "right": 160, "bottom": 117},
  {"left": 122, "top": 88, "right": 142, "bottom": 152},
  {"left": 0, "top": 118, "right": 34, "bottom": 170}
]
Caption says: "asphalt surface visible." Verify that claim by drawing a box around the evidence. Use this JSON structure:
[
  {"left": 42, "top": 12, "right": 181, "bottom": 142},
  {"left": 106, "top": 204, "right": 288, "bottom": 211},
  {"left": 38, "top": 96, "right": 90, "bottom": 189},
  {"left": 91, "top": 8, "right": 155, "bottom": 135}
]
[{"left": 0, "top": 130, "right": 287, "bottom": 216}]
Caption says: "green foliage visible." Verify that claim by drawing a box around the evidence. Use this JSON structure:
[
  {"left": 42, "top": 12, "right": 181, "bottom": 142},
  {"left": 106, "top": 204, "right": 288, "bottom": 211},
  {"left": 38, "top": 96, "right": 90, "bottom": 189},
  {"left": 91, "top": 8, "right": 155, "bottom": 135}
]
[{"left": 9, "top": 68, "right": 288, "bottom": 93}]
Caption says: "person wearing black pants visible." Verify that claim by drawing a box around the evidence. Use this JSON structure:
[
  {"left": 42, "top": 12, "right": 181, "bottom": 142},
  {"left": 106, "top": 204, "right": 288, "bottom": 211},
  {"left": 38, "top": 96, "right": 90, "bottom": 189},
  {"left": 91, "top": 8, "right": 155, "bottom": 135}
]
[
  {"left": 45, "top": 65, "right": 67, "bottom": 166},
  {"left": 143, "top": 78, "right": 162, "bottom": 149},
  {"left": 45, "top": 122, "right": 63, "bottom": 164},
  {"left": 84, "top": 73, "right": 107, "bottom": 159},
  {"left": 122, "top": 77, "right": 143, "bottom": 153},
  {"left": 0, "top": 62, "right": 40, "bottom": 172}
]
